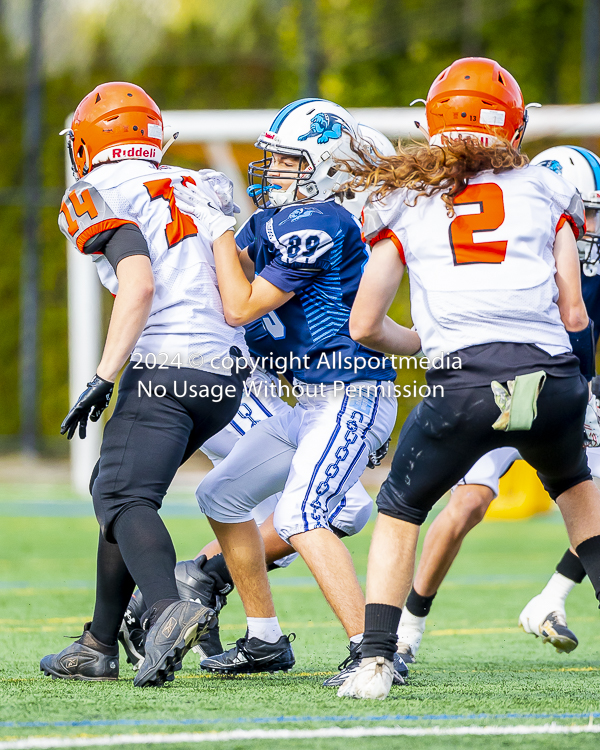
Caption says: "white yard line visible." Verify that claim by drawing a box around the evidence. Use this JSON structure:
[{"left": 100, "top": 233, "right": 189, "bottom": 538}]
[{"left": 1, "top": 722, "right": 599, "bottom": 748}]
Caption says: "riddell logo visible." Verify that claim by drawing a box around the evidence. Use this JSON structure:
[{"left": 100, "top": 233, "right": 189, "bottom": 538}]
[{"left": 112, "top": 146, "right": 159, "bottom": 159}]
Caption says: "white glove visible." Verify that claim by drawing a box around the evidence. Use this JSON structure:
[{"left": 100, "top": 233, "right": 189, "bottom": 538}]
[
  {"left": 584, "top": 389, "right": 600, "bottom": 448},
  {"left": 173, "top": 170, "right": 240, "bottom": 217}
]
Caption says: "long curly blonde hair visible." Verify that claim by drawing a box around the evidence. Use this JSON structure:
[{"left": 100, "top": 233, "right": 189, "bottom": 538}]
[{"left": 339, "top": 136, "right": 529, "bottom": 216}]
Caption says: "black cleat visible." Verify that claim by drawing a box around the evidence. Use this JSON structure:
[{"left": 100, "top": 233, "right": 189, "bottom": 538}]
[
  {"left": 120, "top": 557, "right": 230, "bottom": 668},
  {"left": 133, "top": 600, "right": 215, "bottom": 687},
  {"left": 396, "top": 644, "right": 417, "bottom": 664},
  {"left": 40, "top": 623, "right": 119, "bottom": 681},
  {"left": 193, "top": 619, "right": 224, "bottom": 660},
  {"left": 322, "top": 640, "right": 408, "bottom": 687},
  {"left": 200, "top": 633, "right": 295, "bottom": 675},
  {"left": 119, "top": 589, "right": 146, "bottom": 670},
  {"left": 175, "top": 556, "right": 230, "bottom": 660}
]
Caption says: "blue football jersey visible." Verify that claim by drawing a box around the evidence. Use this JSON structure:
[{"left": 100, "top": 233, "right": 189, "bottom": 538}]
[{"left": 234, "top": 200, "right": 395, "bottom": 384}]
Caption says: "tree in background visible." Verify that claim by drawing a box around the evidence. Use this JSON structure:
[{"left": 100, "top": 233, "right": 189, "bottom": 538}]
[{"left": 0, "top": 0, "right": 593, "bottom": 449}]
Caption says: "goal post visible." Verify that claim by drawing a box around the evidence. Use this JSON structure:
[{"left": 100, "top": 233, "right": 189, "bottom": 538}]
[{"left": 65, "top": 104, "right": 600, "bottom": 494}]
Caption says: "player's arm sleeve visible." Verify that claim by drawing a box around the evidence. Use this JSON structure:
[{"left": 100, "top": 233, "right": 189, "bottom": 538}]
[
  {"left": 235, "top": 212, "right": 258, "bottom": 253},
  {"left": 361, "top": 201, "right": 406, "bottom": 264},
  {"left": 259, "top": 258, "right": 322, "bottom": 293},
  {"left": 82, "top": 223, "right": 150, "bottom": 272},
  {"left": 58, "top": 181, "right": 139, "bottom": 253},
  {"left": 556, "top": 189, "right": 586, "bottom": 240}
]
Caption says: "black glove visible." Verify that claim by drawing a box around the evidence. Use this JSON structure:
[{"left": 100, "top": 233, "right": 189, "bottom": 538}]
[
  {"left": 60, "top": 375, "right": 114, "bottom": 440},
  {"left": 367, "top": 438, "right": 391, "bottom": 469}
]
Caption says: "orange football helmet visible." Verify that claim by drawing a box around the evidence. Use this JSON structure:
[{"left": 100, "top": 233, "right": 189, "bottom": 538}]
[
  {"left": 62, "top": 82, "right": 163, "bottom": 179},
  {"left": 424, "top": 57, "right": 526, "bottom": 148}
]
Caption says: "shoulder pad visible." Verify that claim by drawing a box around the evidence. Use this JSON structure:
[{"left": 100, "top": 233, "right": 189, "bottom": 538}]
[
  {"left": 360, "top": 200, "right": 386, "bottom": 242},
  {"left": 564, "top": 191, "right": 586, "bottom": 240},
  {"left": 59, "top": 181, "right": 136, "bottom": 253},
  {"left": 273, "top": 202, "right": 340, "bottom": 232}
]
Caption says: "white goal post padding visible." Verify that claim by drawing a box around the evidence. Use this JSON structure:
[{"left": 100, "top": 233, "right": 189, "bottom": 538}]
[{"left": 66, "top": 104, "right": 600, "bottom": 494}]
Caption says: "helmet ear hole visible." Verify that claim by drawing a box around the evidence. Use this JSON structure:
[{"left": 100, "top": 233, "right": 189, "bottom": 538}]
[
  {"left": 77, "top": 145, "right": 84, "bottom": 158},
  {"left": 327, "top": 166, "right": 337, "bottom": 177}
]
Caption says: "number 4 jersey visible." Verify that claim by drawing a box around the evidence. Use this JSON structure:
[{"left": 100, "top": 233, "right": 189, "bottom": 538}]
[
  {"left": 59, "top": 160, "right": 248, "bottom": 372},
  {"left": 362, "top": 164, "right": 586, "bottom": 361}
]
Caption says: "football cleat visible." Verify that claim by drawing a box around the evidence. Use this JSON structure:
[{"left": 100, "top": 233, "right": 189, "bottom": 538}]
[
  {"left": 518, "top": 595, "right": 578, "bottom": 653},
  {"left": 337, "top": 655, "right": 394, "bottom": 700},
  {"left": 133, "top": 600, "right": 215, "bottom": 687},
  {"left": 120, "top": 556, "right": 230, "bottom": 668},
  {"left": 396, "top": 609, "right": 427, "bottom": 664},
  {"left": 176, "top": 556, "right": 230, "bottom": 660},
  {"left": 40, "top": 623, "right": 119, "bottom": 681},
  {"left": 323, "top": 640, "right": 407, "bottom": 687},
  {"left": 118, "top": 589, "right": 146, "bottom": 670},
  {"left": 200, "top": 633, "right": 295, "bottom": 675}
]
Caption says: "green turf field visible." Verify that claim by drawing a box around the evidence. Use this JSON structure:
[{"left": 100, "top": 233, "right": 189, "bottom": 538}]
[{"left": 1, "top": 492, "right": 600, "bottom": 749}]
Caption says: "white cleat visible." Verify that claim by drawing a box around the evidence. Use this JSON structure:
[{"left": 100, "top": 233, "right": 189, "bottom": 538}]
[
  {"left": 337, "top": 656, "right": 394, "bottom": 700},
  {"left": 396, "top": 610, "right": 427, "bottom": 664},
  {"left": 518, "top": 594, "right": 578, "bottom": 654}
]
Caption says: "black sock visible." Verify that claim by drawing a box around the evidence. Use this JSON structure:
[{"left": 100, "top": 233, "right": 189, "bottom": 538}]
[
  {"left": 405, "top": 587, "right": 436, "bottom": 617},
  {"left": 361, "top": 603, "right": 401, "bottom": 661},
  {"left": 89, "top": 532, "right": 136, "bottom": 646},
  {"left": 202, "top": 553, "right": 234, "bottom": 595},
  {"left": 112, "top": 505, "right": 179, "bottom": 610},
  {"left": 575, "top": 535, "right": 600, "bottom": 605},
  {"left": 556, "top": 548, "right": 587, "bottom": 583}
]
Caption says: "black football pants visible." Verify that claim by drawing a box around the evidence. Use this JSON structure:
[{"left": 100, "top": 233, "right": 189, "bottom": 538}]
[{"left": 377, "top": 373, "right": 591, "bottom": 526}]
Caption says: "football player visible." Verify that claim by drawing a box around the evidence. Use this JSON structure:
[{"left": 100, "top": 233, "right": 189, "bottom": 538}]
[
  {"left": 171, "top": 100, "right": 418, "bottom": 681},
  {"left": 338, "top": 57, "right": 600, "bottom": 700},
  {"left": 117, "top": 125, "right": 400, "bottom": 675},
  {"left": 396, "top": 145, "right": 600, "bottom": 664},
  {"left": 40, "top": 83, "right": 250, "bottom": 687}
]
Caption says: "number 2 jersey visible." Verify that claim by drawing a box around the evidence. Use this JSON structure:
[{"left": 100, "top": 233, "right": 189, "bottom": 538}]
[
  {"left": 236, "top": 199, "right": 396, "bottom": 384},
  {"left": 58, "top": 160, "right": 248, "bottom": 372},
  {"left": 362, "top": 164, "right": 586, "bottom": 363}
]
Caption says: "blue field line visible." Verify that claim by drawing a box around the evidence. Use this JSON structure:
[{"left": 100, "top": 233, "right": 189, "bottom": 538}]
[
  {"left": 0, "top": 572, "right": 550, "bottom": 591},
  {"left": 1, "top": 710, "right": 599, "bottom": 731}
]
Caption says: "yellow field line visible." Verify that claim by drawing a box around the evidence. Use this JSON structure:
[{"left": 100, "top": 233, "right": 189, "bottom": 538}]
[{"left": 428, "top": 626, "right": 516, "bottom": 636}]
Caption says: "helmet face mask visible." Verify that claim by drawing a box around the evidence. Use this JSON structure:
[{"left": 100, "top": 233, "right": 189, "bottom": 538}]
[
  {"left": 248, "top": 147, "right": 318, "bottom": 208},
  {"left": 580, "top": 204, "right": 600, "bottom": 276}
]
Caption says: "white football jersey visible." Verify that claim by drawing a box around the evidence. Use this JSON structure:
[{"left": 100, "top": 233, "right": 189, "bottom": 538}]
[
  {"left": 59, "top": 160, "right": 248, "bottom": 373},
  {"left": 362, "top": 164, "right": 586, "bottom": 360}
]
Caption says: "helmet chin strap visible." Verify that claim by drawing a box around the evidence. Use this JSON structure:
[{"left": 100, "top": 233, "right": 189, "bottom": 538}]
[{"left": 268, "top": 181, "right": 299, "bottom": 206}]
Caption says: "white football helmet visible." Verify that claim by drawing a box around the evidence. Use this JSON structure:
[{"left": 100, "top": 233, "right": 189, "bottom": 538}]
[
  {"left": 248, "top": 98, "right": 359, "bottom": 208},
  {"left": 531, "top": 145, "right": 600, "bottom": 276},
  {"left": 338, "top": 124, "right": 396, "bottom": 217}
]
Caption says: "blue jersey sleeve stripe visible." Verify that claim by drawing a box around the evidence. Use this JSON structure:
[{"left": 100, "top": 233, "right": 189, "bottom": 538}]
[{"left": 569, "top": 146, "right": 600, "bottom": 191}]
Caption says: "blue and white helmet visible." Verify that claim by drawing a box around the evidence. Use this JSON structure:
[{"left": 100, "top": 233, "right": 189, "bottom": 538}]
[
  {"left": 531, "top": 145, "right": 600, "bottom": 276},
  {"left": 248, "top": 98, "right": 359, "bottom": 208}
]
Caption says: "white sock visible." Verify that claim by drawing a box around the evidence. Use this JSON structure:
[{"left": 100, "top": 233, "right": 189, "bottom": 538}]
[
  {"left": 540, "top": 572, "right": 576, "bottom": 608},
  {"left": 398, "top": 609, "right": 427, "bottom": 635},
  {"left": 246, "top": 617, "right": 283, "bottom": 644},
  {"left": 350, "top": 633, "right": 363, "bottom": 645}
]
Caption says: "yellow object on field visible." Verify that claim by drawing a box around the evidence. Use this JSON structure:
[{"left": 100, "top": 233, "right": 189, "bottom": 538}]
[{"left": 484, "top": 459, "right": 553, "bottom": 520}]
